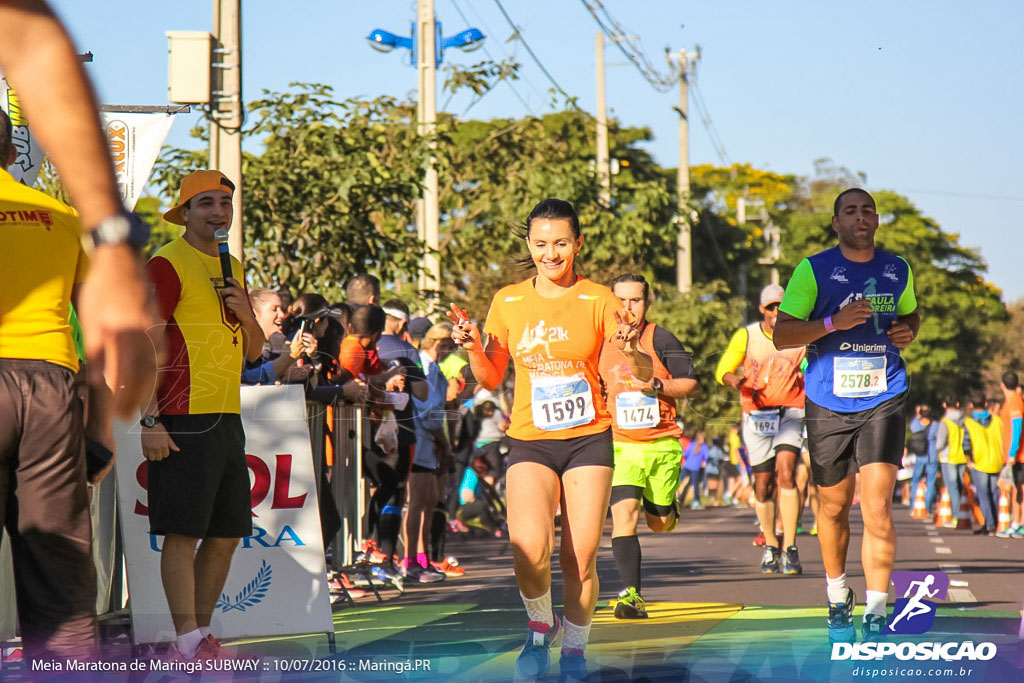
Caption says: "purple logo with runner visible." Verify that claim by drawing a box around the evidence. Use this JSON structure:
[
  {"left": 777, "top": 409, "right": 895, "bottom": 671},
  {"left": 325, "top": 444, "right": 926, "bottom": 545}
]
[{"left": 888, "top": 571, "right": 949, "bottom": 634}]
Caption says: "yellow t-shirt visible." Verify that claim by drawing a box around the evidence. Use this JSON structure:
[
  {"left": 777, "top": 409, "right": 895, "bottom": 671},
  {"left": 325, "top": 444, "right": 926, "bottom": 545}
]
[
  {"left": 0, "top": 169, "right": 88, "bottom": 371},
  {"left": 147, "top": 237, "right": 245, "bottom": 415},
  {"left": 484, "top": 277, "right": 621, "bottom": 441}
]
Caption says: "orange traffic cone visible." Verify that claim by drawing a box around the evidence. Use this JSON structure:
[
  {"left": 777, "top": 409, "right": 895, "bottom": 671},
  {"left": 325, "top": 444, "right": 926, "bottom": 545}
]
[
  {"left": 934, "top": 487, "right": 953, "bottom": 527},
  {"left": 910, "top": 481, "right": 928, "bottom": 519},
  {"left": 997, "top": 485, "right": 1013, "bottom": 534}
]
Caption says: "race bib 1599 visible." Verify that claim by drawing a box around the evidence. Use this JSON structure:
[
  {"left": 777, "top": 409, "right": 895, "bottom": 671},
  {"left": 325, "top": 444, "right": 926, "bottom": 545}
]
[{"left": 531, "top": 375, "right": 595, "bottom": 431}]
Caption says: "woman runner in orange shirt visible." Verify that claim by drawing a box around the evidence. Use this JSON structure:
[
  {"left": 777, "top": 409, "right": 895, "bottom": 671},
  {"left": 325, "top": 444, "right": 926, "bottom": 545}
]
[{"left": 449, "top": 198, "right": 652, "bottom": 680}]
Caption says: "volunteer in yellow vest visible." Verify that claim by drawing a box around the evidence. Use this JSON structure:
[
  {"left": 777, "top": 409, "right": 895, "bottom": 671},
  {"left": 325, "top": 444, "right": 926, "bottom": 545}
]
[
  {"left": 963, "top": 392, "right": 1004, "bottom": 535},
  {"left": 716, "top": 283, "right": 807, "bottom": 575},
  {"left": 598, "top": 273, "right": 699, "bottom": 620},
  {"left": 142, "top": 170, "right": 265, "bottom": 661},
  {"left": 935, "top": 394, "right": 967, "bottom": 530},
  {"left": 0, "top": 108, "right": 106, "bottom": 660}
]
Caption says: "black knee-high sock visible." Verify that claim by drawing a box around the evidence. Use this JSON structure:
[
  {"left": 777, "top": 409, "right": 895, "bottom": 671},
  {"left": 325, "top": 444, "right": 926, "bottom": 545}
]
[
  {"left": 378, "top": 506, "right": 402, "bottom": 567},
  {"left": 612, "top": 535, "right": 642, "bottom": 592},
  {"left": 430, "top": 504, "right": 447, "bottom": 562}
]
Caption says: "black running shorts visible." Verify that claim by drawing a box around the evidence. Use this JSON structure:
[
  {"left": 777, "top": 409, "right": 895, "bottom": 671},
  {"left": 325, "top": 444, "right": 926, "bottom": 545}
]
[
  {"left": 1013, "top": 462, "right": 1024, "bottom": 487},
  {"left": 804, "top": 392, "right": 907, "bottom": 488},
  {"left": 148, "top": 413, "right": 252, "bottom": 539},
  {"left": 506, "top": 429, "right": 613, "bottom": 475}
]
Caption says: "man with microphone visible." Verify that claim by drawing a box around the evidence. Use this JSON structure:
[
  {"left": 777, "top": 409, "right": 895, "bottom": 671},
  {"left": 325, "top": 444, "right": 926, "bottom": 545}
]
[{"left": 141, "top": 170, "right": 264, "bottom": 660}]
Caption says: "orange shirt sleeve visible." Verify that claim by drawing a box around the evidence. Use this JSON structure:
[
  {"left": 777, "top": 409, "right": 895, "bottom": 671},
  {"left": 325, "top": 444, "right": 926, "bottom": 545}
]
[{"left": 338, "top": 336, "right": 367, "bottom": 376}]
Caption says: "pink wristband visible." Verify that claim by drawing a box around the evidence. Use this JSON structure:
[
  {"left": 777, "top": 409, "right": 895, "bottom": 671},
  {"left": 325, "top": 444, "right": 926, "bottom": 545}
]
[{"left": 823, "top": 315, "right": 836, "bottom": 334}]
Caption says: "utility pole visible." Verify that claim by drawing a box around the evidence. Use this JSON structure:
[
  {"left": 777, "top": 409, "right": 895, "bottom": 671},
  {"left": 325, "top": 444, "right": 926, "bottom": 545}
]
[
  {"left": 669, "top": 47, "right": 698, "bottom": 293},
  {"left": 595, "top": 32, "right": 611, "bottom": 207},
  {"left": 210, "top": 0, "right": 243, "bottom": 261},
  {"left": 417, "top": 0, "right": 440, "bottom": 295}
]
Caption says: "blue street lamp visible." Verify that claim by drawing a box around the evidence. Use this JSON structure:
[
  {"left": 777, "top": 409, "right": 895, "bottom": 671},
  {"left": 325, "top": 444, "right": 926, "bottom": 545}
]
[{"left": 365, "top": 23, "right": 483, "bottom": 65}]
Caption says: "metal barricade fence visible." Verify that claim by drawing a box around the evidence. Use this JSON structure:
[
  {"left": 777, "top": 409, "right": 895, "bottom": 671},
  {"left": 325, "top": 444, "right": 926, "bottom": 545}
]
[{"left": 306, "top": 400, "right": 367, "bottom": 570}]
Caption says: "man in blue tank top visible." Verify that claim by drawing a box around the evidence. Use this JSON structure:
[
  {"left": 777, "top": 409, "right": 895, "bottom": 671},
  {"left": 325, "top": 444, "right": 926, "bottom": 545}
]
[{"left": 774, "top": 188, "right": 919, "bottom": 645}]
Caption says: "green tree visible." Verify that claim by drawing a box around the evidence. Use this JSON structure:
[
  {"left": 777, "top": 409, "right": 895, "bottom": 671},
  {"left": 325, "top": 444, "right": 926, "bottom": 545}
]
[{"left": 151, "top": 84, "right": 431, "bottom": 301}]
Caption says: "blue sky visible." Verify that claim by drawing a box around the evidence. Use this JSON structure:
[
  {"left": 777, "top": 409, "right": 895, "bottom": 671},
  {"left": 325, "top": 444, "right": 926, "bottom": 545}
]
[{"left": 52, "top": 0, "right": 1023, "bottom": 300}]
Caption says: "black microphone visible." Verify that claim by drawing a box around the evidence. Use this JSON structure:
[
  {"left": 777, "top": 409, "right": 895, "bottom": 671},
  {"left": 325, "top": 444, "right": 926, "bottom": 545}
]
[{"left": 214, "top": 229, "right": 232, "bottom": 284}]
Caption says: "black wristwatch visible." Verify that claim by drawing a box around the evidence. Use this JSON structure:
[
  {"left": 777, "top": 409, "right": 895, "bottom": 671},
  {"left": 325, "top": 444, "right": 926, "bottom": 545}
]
[
  {"left": 651, "top": 378, "right": 664, "bottom": 394},
  {"left": 87, "top": 212, "right": 150, "bottom": 252},
  {"left": 140, "top": 415, "right": 159, "bottom": 428}
]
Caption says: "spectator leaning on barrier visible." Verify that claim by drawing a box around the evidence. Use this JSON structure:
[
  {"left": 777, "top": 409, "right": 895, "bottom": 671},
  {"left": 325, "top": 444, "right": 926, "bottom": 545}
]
[
  {"left": 369, "top": 299, "right": 428, "bottom": 582},
  {"left": 0, "top": 108, "right": 108, "bottom": 661},
  {"left": 142, "top": 170, "right": 265, "bottom": 661},
  {"left": 405, "top": 322, "right": 455, "bottom": 584},
  {"left": 241, "top": 289, "right": 317, "bottom": 385}
]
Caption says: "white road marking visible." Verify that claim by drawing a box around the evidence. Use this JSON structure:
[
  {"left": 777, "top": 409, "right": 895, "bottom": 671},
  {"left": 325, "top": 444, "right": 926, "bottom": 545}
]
[{"left": 935, "top": 546, "right": 952, "bottom": 554}]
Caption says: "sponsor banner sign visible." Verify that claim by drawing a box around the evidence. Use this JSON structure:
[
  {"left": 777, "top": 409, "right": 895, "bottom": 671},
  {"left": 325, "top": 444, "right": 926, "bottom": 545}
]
[
  {"left": 100, "top": 112, "right": 175, "bottom": 211},
  {"left": 114, "top": 384, "right": 332, "bottom": 644},
  {"left": 0, "top": 72, "right": 45, "bottom": 186}
]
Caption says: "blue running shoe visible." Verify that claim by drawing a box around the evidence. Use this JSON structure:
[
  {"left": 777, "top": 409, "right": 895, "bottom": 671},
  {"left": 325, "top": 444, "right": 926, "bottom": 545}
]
[
  {"left": 827, "top": 588, "right": 856, "bottom": 645},
  {"left": 557, "top": 651, "right": 588, "bottom": 682},
  {"left": 862, "top": 613, "right": 888, "bottom": 642},
  {"left": 516, "top": 616, "right": 561, "bottom": 678}
]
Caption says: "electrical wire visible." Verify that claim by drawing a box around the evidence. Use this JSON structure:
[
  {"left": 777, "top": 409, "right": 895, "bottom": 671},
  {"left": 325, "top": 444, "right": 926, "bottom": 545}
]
[
  {"left": 491, "top": 0, "right": 582, "bottom": 111},
  {"left": 448, "top": 0, "right": 534, "bottom": 115}
]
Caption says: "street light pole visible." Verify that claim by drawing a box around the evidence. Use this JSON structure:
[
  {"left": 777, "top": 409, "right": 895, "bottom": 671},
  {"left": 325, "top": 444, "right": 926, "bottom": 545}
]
[
  {"left": 210, "top": 0, "right": 243, "bottom": 262},
  {"left": 416, "top": 0, "right": 439, "bottom": 295}
]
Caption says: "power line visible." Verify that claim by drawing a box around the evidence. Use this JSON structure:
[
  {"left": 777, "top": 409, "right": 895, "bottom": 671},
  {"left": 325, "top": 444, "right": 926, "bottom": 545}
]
[
  {"left": 689, "top": 68, "right": 730, "bottom": 165},
  {"left": 579, "top": 0, "right": 676, "bottom": 93},
  {"left": 491, "top": 0, "right": 582, "bottom": 111},
  {"left": 448, "top": 0, "right": 534, "bottom": 115}
]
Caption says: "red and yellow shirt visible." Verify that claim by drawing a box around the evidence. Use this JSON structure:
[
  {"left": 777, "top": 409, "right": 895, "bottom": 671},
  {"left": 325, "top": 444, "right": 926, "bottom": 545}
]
[
  {"left": 0, "top": 169, "right": 88, "bottom": 371},
  {"left": 484, "top": 277, "right": 621, "bottom": 441},
  {"left": 147, "top": 237, "right": 246, "bottom": 415}
]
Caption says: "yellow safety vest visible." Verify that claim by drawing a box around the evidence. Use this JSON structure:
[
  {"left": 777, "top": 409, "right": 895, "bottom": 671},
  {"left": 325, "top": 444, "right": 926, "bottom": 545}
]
[
  {"left": 940, "top": 417, "right": 966, "bottom": 465},
  {"left": 963, "top": 417, "right": 1003, "bottom": 474}
]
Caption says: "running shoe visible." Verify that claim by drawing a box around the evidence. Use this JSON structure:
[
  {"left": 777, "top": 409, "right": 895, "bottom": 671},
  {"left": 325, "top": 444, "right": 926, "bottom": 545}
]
[
  {"left": 862, "top": 613, "right": 888, "bottom": 643},
  {"left": 557, "top": 651, "right": 588, "bottom": 682},
  {"left": 796, "top": 524, "right": 805, "bottom": 535},
  {"left": 827, "top": 588, "right": 856, "bottom": 645},
  {"left": 690, "top": 500, "right": 704, "bottom": 511},
  {"left": 810, "top": 523, "right": 818, "bottom": 536},
  {"left": 972, "top": 526, "right": 991, "bottom": 536},
  {"left": 780, "top": 545, "right": 803, "bottom": 575},
  {"left": 753, "top": 530, "right": 766, "bottom": 547},
  {"left": 995, "top": 529, "right": 1012, "bottom": 538},
  {"left": 358, "top": 539, "right": 388, "bottom": 564},
  {"left": 192, "top": 634, "right": 233, "bottom": 661},
  {"left": 431, "top": 557, "right": 466, "bottom": 578},
  {"left": 404, "top": 564, "right": 445, "bottom": 584},
  {"left": 613, "top": 587, "right": 648, "bottom": 619},
  {"left": 372, "top": 565, "right": 405, "bottom": 593},
  {"left": 942, "top": 521, "right": 958, "bottom": 529},
  {"left": 1012, "top": 526, "right": 1024, "bottom": 539},
  {"left": 760, "top": 545, "right": 781, "bottom": 574},
  {"left": 516, "top": 616, "right": 561, "bottom": 678}
]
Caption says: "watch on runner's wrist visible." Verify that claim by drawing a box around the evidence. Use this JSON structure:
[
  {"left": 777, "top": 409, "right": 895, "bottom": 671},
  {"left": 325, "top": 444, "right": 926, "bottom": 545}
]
[
  {"left": 139, "top": 415, "right": 159, "bottom": 428},
  {"left": 652, "top": 378, "right": 664, "bottom": 393},
  {"left": 86, "top": 212, "right": 151, "bottom": 253}
]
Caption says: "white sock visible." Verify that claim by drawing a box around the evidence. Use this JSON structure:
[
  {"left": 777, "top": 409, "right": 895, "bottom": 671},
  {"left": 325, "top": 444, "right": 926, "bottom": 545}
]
[
  {"left": 864, "top": 590, "right": 888, "bottom": 618},
  {"left": 176, "top": 628, "right": 204, "bottom": 659},
  {"left": 199, "top": 626, "right": 211, "bottom": 638},
  {"left": 561, "top": 619, "right": 591, "bottom": 656},
  {"left": 520, "top": 589, "right": 555, "bottom": 631},
  {"left": 826, "top": 573, "right": 848, "bottom": 604}
]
